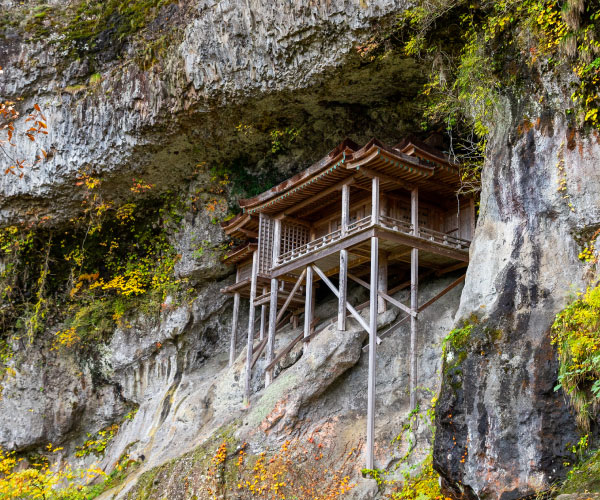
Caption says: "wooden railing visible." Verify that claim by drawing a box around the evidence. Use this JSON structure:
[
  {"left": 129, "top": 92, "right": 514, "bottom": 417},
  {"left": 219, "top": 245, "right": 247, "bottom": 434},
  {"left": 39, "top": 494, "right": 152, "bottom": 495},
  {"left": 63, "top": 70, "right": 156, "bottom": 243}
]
[
  {"left": 417, "top": 226, "right": 470, "bottom": 250},
  {"left": 379, "top": 215, "right": 412, "bottom": 234},
  {"left": 275, "top": 214, "right": 470, "bottom": 267}
]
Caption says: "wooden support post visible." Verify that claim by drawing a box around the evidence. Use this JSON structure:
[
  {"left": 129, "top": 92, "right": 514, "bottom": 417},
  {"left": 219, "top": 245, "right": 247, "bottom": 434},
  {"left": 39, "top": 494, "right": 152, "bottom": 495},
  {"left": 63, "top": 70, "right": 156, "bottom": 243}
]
[
  {"left": 338, "top": 249, "right": 348, "bottom": 330},
  {"left": 378, "top": 253, "right": 388, "bottom": 313},
  {"left": 341, "top": 183, "right": 350, "bottom": 236},
  {"left": 366, "top": 234, "right": 379, "bottom": 470},
  {"left": 371, "top": 176, "right": 380, "bottom": 225},
  {"left": 229, "top": 292, "right": 240, "bottom": 367},
  {"left": 259, "top": 287, "right": 267, "bottom": 341},
  {"left": 304, "top": 266, "right": 314, "bottom": 339},
  {"left": 410, "top": 187, "right": 419, "bottom": 411},
  {"left": 339, "top": 182, "right": 350, "bottom": 331},
  {"left": 265, "top": 219, "right": 281, "bottom": 387},
  {"left": 244, "top": 250, "right": 259, "bottom": 403}
]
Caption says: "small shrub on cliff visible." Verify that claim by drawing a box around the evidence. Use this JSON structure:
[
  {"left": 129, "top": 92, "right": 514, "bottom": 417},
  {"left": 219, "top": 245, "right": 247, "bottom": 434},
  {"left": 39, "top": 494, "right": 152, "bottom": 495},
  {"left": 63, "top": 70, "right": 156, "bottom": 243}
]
[
  {"left": 0, "top": 444, "right": 105, "bottom": 499},
  {"left": 552, "top": 284, "right": 600, "bottom": 430},
  {"left": 198, "top": 437, "right": 357, "bottom": 499}
]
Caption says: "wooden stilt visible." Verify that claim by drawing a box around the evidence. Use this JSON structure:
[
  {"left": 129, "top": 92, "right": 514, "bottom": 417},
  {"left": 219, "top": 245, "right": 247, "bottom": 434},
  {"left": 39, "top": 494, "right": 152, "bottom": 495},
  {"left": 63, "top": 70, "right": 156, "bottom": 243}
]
[
  {"left": 260, "top": 294, "right": 267, "bottom": 341},
  {"left": 366, "top": 175, "right": 380, "bottom": 470},
  {"left": 244, "top": 250, "right": 259, "bottom": 403},
  {"left": 338, "top": 183, "right": 350, "bottom": 330},
  {"left": 378, "top": 253, "right": 388, "bottom": 313},
  {"left": 304, "top": 266, "right": 314, "bottom": 339},
  {"left": 229, "top": 292, "right": 240, "bottom": 367},
  {"left": 338, "top": 249, "right": 348, "bottom": 330},
  {"left": 265, "top": 219, "right": 281, "bottom": 387},
  {"left": 366, "top": 235, "right": 379, "bottom": 469},
  {"left": 410, "top": 187, "right": 419, "bottom": 411}
]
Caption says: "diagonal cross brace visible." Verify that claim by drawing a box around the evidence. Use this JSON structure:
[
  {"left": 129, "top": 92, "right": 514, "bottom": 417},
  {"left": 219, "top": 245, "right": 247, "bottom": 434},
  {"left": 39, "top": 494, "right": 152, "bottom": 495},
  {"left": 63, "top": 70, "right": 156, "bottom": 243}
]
[
  {"left": 276, "top": 268, "right": 307, "bottom": 324},
  {"left": 312, "top": 264, "right": 371, "bottom": 335},
  {"left": 347, "top": 272, "right": 417, "bottom": 318}
]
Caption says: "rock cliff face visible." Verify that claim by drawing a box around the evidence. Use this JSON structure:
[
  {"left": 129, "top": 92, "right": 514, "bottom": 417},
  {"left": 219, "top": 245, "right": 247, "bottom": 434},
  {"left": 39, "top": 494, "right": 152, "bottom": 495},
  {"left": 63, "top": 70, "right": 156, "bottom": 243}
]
[
  {"left": 0, "top": 0, "right": 462, "bottom": 496},
  {"left": 1, "top": 0, "right": 596, "bottom": 498},
  {"left": 433, "top": 92, "right": 600, "bottom": 498},
  {"left": 0, "top": 0, "right": 420, "bottom": 225}
]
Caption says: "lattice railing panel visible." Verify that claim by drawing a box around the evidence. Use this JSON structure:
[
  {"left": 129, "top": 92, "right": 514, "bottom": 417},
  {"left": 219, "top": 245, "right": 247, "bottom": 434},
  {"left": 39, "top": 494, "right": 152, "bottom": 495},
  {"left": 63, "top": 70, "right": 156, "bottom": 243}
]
[
  {"left": 281, "top": 222, "right": 309, "bottom": 258},
  {"left": 258, "top": 214, "right": 274, "bottom": 274}
]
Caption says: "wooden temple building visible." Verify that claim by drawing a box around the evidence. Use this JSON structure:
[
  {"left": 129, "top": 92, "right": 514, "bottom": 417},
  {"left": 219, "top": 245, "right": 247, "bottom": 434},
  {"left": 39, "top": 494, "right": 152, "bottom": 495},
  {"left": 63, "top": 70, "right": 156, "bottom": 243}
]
[{"left": 220, "top": 137, "right": 474, "bottom": 468}]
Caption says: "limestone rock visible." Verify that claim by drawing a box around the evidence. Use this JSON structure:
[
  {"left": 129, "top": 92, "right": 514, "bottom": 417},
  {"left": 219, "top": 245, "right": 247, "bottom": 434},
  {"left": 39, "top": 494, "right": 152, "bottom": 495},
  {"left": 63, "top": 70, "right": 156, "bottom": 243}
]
[{"left": 434, "top": 97, "right": 600, "bottom": 498}]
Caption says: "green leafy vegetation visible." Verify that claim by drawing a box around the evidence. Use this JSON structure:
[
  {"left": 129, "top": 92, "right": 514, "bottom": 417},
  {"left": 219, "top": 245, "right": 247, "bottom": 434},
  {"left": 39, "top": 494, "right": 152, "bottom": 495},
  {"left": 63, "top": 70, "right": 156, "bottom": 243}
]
[
  {"left": 358, "top": 0, "right": 600, "bottom": 193},
  {"left": 552, "top": 284, "right": 600, "bottom": 430},
  {"left": 441, "top": 319, "right": 476, "bottom": 375},
  {"left": 75, "top": 424, "right": 120, "bottom": 458},
  {"left": 0, "top": 173, "right": 200, "bottom": 379},
  {"left": 555, "top": 447, "right": 600, "bottom": 494},
  {"left": 0, "top": 443, "right": 107, "bottom": 499}
]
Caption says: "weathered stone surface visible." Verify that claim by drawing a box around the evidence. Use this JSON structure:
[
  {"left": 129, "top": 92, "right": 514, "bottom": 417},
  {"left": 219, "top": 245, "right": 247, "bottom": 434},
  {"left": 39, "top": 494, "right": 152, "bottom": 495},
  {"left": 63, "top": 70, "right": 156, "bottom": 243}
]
[
  {"left": 434, "top": 95, "right": 600, "bottom": 498},
  {"left": 0, "top": 0, "right": 422, "bottom": 226},
  {"left": 106, "top": 276, "right": 463, "bottom": 499}
]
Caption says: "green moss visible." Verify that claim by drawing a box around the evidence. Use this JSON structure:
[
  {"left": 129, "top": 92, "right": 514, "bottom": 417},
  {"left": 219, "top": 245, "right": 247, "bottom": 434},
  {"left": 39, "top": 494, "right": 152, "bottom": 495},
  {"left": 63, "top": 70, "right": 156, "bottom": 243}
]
[
  {"left": 442, "top": 317, "right": 478, "bottom": 376},
  {"left": 88, "top": 72, "right": 102, "bottom": 85},
  {"left": 58, "top": 0, "right": 176, "bottom": 56},
  {"left": 63, "top": 84, "right": 88, "bottom": 94}
]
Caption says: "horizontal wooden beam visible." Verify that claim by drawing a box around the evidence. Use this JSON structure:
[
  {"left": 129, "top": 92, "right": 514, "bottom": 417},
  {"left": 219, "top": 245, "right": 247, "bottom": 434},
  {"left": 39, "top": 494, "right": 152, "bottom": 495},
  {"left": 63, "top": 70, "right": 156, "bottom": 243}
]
[
  {"left": 312, "top": 264, "right": 371, "bottom": 334},
  {"left": 357, "top": 166, "right": 414, "bottom": 192},
  {"left": 274, "top": 214, "right": 312, "bottom": 228},
  {"left": 375, "top": 227, "right": 469, "bottom": 262}
]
